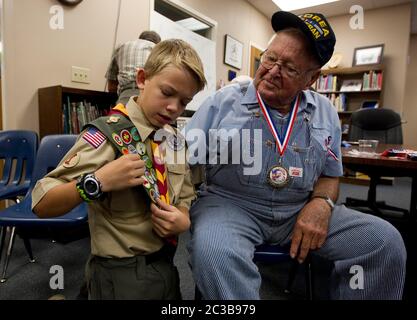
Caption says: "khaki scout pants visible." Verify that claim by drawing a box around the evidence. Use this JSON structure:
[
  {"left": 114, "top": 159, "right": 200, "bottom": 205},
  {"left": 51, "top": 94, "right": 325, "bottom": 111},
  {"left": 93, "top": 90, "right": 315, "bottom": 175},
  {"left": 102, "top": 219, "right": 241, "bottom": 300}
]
[{"left": 85, "top": 251, "right": 181, "bottom": 300}]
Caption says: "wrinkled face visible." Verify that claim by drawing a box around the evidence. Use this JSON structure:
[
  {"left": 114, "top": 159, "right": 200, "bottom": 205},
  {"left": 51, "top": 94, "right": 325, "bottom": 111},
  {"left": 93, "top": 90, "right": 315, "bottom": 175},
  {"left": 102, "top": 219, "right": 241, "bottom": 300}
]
[
  {"left": 254, "top": 32, "right": 320, "bottom": 109},
  {"left": 137, "top": 65, "right": 199, "bottom": 127}
]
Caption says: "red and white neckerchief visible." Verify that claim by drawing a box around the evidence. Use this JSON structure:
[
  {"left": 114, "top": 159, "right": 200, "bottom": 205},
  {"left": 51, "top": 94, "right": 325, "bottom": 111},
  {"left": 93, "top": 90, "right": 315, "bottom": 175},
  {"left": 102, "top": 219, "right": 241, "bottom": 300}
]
[{"left": 256, "top": 91, "right": 300, "bottom": 157}]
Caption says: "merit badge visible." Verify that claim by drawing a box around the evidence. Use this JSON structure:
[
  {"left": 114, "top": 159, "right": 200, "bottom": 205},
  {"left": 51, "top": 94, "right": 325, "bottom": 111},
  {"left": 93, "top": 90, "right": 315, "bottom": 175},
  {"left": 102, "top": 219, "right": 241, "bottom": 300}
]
[
  {"left": 106, "top": 116, "right": 120, "bottom": 124},
  {"left": 145, "top": 170, "right": 155, "bottom": 184},
  {"left": 267, "top": 165, "right": 290, "bottom": 188},
  {"left": 149, "top": 188, "right": 160, "bottom": 203},
  {"left": 121, "top": 129, "right": 132, "bottom": 145},
  {"left": 142, "top": 155, "right": 153, "bottom": 169},
  {"left": 136, "top": 142, "right": 147, "bottom": 155},
  {"left": 128, "top": 144, "right": 138, "bottom": 154},
  {"left": 131, "top": 127, "right": 140, "bottom": 142},
  {"left": 167, "top": 134, "right": 185, "bottom": 151},
  {"left": 112, "top": 133, "right": 124, "bottom": 147},
  {"left": 149, "top": 168, "right": 157, "bottom": 181},
  {"left": 63, "top": 153, "right": 80, "bottom": 168},
  {"left": 142, "top": 178, "right": 151, "bottom": 189},
  {"left": 121, "top": 147, "right": 129, "bottom": 155}
]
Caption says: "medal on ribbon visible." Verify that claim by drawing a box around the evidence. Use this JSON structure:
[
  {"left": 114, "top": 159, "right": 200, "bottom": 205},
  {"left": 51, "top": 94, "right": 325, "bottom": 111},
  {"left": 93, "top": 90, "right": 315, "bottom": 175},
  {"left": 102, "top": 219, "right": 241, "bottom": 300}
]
[{"left": 256, "top": 91, "right": 300, "bottom": 188}]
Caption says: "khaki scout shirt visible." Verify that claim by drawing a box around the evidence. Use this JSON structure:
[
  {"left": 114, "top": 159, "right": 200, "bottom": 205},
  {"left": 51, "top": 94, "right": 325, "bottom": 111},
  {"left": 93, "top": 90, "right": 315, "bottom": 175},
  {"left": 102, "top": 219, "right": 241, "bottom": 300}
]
[{"left": 32, "top": 97, "right": 195, "bottom": 258}]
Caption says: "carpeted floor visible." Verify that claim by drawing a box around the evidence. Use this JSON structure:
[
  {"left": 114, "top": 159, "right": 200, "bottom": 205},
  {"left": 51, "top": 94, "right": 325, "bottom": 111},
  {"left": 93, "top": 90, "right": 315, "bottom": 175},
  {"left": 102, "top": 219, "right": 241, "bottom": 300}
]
[{"left": 0, "top": 177, "right": 415, "bottom": 300}]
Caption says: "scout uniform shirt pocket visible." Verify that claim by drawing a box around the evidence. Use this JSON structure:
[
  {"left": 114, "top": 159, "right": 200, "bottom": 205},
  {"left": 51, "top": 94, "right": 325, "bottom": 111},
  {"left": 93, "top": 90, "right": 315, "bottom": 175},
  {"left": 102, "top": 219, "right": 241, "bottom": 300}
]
[
  {"left": 166, "top": 163, "right": 187, "bottom": 205},
  {"left": 108, "top": 187, "right": 149, "bottom": 222}
]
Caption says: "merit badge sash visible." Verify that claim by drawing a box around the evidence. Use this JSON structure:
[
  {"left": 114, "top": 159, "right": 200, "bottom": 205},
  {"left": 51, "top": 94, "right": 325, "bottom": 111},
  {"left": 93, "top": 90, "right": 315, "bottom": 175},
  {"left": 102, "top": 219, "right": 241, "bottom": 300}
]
[{"left": 86, "top": 107, "right": 161, "bottom": 204}]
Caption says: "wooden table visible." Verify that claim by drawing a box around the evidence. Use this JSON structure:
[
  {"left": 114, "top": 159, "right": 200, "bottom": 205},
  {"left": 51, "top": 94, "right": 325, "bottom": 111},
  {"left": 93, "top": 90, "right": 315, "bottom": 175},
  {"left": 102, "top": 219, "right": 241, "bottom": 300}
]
[{"left": 341, "top": 143, "right": 417, "bottom": 221}]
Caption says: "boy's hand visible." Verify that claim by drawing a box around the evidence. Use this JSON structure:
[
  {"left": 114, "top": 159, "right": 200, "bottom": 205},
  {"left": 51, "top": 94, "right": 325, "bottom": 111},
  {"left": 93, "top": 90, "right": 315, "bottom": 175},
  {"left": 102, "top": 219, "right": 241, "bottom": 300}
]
[
  {"left": 95, "top": 154, "right": 146, "bottom": 192},
  {"left": 151, "top": 199, "right": 190, "bottom": 238}
]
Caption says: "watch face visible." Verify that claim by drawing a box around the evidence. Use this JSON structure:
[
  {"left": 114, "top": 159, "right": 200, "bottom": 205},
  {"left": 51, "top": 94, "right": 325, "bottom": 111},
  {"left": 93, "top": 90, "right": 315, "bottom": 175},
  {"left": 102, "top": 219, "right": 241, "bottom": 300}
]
[{"left": 84, "top": 178, "right": 98, "bottom": 196}]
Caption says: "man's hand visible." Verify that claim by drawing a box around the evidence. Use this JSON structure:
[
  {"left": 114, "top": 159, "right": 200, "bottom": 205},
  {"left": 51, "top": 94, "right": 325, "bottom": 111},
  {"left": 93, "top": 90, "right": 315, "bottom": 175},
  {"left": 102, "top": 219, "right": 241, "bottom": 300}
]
[
  {"left": 151, "top": 199, "right": 190, "bottom": 238},
  {"left": 95, "top": 154, "right": 145, "bottom": 192},
  {"left": 290, "top": 198, "right": 332, "bottom": 263}
]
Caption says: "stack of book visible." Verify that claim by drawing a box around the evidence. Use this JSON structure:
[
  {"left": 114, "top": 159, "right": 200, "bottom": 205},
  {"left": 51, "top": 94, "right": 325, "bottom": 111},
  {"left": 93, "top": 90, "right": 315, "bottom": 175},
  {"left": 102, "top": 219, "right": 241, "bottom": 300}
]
[{"left": 62, "top": 96, "right": 112, "bottom": 134}]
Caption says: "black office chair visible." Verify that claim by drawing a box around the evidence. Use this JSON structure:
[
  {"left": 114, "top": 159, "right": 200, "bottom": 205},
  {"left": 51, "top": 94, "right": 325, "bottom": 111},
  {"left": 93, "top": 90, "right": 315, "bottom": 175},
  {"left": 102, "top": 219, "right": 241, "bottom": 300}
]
[{"left": 344, "top": 108, "right": 408, "bottom": 216}]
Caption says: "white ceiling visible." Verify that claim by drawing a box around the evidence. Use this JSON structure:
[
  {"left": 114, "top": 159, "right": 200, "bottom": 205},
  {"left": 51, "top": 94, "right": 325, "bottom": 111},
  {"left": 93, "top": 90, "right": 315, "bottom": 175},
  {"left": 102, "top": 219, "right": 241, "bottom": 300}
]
[{"left": 246, "top": 0, "right": 417, "bottom": 33}]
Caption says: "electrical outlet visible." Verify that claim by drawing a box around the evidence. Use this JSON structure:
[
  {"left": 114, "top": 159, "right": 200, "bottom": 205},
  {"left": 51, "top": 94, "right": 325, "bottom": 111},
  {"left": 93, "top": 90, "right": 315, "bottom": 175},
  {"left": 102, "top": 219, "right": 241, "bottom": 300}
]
[{"left": 71, "top": 66, "right": 90, "bottom": 84}]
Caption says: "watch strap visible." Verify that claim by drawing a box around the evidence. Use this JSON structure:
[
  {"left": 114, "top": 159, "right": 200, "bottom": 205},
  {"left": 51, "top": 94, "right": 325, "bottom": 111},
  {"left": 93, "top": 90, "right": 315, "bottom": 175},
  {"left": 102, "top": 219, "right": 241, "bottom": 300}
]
[
  {"left": 76, "top": 174, "right": 91, "bottom": 203},
  {"left": 76, "top": 173, "right": 103, "bottom": 202},
  {"left": 311, "top": 194, "right": 335, "bottom": 210}
]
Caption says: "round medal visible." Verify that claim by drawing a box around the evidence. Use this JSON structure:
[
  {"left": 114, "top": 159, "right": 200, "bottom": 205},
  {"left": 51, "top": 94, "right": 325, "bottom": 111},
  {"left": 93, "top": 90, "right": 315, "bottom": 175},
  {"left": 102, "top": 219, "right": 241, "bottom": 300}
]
[{"left": 267, "top": 165, "right": 290, "bottom": 188}]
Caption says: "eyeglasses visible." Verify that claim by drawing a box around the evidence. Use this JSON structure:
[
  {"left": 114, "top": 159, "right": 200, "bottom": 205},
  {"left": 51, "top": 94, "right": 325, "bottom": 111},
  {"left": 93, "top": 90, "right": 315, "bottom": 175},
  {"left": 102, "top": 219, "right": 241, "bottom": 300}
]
[{"left": 260, "top": 51, "right": 304, "bottom": 79}]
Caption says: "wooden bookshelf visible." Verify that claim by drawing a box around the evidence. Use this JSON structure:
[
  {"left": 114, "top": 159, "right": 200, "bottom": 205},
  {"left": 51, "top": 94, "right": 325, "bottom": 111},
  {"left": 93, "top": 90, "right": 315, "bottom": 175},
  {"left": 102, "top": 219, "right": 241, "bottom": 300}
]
[
  {"left": 38, "top": 86, "right": 117, "bottom": 138},
  {"left": 313, "top": 64, "right": 385, "bottom": 139}
]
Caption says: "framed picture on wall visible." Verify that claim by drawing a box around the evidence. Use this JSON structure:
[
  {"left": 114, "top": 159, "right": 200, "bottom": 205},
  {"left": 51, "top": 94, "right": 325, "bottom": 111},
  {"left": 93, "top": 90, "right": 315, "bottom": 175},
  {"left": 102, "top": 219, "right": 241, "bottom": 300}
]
[
  {"left": 352, "top": 44, "right": 384, "bottom": 66},
  {"left": 224, "top": 34, "right": 243, "bottom": 70}
]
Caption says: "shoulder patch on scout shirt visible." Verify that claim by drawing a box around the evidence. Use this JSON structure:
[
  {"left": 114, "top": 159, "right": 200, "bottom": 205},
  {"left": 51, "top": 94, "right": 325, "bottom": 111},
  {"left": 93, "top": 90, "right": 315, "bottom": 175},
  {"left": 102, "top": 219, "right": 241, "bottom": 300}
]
[
  {"left": 63, "top": 153, "right": 80, "bottom": 168},
  {"left": 82, "top": 127, "right": 106, "bottom": 149}
]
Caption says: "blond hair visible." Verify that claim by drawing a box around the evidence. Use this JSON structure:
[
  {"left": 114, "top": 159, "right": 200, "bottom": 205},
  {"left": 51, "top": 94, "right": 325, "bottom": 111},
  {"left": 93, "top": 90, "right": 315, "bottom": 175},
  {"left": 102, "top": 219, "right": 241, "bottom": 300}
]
[{"left": 144, "top": 39, "right": 207, "bottom": 91}]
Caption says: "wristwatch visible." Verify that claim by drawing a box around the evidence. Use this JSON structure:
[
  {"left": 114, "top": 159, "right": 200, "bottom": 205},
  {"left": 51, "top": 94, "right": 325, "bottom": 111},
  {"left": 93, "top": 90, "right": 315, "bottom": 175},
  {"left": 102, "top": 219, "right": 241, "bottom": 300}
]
[
  {"left": 311, "top": 194, "right": 335, "bottom": 211},
  {"left": 76, "top": 173, "right": 104, "bottom": 202}
]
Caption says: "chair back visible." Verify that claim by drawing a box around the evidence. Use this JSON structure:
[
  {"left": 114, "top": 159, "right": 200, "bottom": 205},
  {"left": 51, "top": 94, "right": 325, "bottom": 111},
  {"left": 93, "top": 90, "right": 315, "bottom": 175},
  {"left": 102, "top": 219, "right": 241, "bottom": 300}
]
[
  {"left": 0, "top": 130, "right": 38, "bottom": 196},
  {"left": 348, "top": 108, "right": 403, "bottom": 144},
  {"left": 0, "top": 134, "right": 86, "bottom": 228},
  {"left": 29, "top": 135, "right": 77, "bottom": 189}
]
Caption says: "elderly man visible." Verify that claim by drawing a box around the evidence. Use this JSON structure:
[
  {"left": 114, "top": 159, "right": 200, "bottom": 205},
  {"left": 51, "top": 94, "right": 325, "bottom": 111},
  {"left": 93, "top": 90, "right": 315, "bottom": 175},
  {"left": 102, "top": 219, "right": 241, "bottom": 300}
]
[{"left": 184, "top": 11, "right": 406, "bottom": 300}]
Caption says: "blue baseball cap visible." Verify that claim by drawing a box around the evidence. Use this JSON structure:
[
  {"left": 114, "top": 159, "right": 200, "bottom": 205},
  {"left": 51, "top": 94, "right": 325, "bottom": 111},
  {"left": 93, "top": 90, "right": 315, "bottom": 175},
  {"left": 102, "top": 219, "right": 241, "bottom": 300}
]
[{"left": 271, "top": 11, "right": 336, "bottom": 67}]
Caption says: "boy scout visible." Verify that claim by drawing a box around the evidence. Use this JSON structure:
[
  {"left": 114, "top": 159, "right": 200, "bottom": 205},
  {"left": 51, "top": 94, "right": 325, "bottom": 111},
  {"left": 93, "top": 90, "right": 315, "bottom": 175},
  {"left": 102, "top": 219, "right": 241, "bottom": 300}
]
[{"left": 32, "top": 39, "right": 207, "bottom": 299}]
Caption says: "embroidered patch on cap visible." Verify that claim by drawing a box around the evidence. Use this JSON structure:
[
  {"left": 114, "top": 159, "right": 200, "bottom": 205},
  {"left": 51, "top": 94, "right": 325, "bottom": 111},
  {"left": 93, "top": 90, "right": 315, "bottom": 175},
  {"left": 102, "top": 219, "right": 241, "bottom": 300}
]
[
  {"left": 83, "top": 127, "right": 106, "bottom": 149},
  {"left": 63, "top": 153, "right": 80, "bottom": 168}
]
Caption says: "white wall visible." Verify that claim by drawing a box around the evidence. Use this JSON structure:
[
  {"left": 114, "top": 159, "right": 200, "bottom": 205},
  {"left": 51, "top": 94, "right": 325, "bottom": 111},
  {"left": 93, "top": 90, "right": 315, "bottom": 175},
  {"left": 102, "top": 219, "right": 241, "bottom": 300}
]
[{"left": 1, "top": 0, "right": 151, "bottom": 132}]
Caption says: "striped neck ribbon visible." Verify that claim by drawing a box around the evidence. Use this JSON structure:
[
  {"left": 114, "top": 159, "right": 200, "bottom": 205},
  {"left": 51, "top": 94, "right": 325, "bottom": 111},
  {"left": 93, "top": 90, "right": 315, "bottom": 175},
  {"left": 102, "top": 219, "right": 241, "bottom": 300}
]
[{"left": 256, "top": 91, "right": 301, "bottom": 157}]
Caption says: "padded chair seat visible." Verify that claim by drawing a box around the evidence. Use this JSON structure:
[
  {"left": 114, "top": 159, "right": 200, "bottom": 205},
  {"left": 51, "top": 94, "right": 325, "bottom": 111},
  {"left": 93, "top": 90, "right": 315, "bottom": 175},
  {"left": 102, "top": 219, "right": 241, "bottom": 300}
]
[
  {"left": 0, "top": 197, "right": 87, "bottom": 227},
  {"left": 254, "top": 244, "right": 292, "bottom": 263}
]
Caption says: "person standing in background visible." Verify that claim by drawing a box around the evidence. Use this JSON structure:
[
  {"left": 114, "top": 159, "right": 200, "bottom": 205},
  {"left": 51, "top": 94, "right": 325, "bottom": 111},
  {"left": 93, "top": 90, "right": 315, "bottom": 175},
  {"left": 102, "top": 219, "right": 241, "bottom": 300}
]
[{"left": 106, "top": 30, "right": 161, "bottom": 105}]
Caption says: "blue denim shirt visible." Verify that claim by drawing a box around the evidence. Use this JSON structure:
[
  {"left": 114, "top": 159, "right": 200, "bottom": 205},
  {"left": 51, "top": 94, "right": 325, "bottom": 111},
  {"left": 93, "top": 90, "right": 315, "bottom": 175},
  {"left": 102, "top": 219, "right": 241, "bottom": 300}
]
[{"left": 185, "top": 82, "right": 343, "bottom": 219}]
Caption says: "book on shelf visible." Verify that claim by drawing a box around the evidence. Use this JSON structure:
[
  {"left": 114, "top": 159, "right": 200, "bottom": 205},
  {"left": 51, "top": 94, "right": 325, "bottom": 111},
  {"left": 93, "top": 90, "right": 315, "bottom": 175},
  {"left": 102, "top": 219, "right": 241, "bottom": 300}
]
[
  {"left": 62, "top": 96, "right": 112, "bottom": 134},
  {"left": 314, "top": 74, "right": 338, "bottom": 92},
  {"left": 362, "top": 71, "right": 383, "bottom": 90},
  {"left": 324, "top": 92, "right": 347, "bottom": 112}
]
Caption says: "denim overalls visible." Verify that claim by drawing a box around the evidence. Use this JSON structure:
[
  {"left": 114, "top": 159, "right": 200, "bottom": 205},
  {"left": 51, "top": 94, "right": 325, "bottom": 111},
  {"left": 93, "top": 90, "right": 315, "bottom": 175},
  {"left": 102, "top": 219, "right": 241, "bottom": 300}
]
[{"left": 185, "top": 82, "right": 406, "bottom": 300}]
